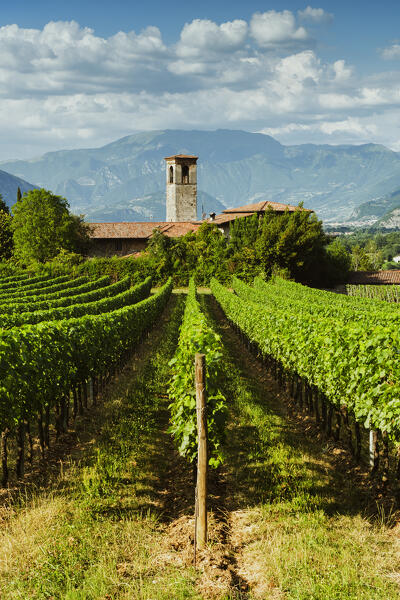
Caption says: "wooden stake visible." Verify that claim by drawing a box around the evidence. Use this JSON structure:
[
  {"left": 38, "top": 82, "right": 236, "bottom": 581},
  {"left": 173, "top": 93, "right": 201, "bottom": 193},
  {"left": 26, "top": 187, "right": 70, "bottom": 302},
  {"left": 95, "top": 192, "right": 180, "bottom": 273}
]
[
  {"left": 354, "top": 421, "right": 361, "bottom": 461},
  {"left": 37, "top": 410, "right": 45, "bottom": 458},
  {"left": 1, "top": 428, "right": 9, "bottom": 487},
  {"left": 16, "top": 420, "right": 25, "bottom": 479},
  {"left": 89, "top": 378, "right": 94, "bottom": 405},
  {"left": 382, "top": 431, "right": 389, "bottom": 484},
  {"left": 369, "top": 430, "right": 379, "bottom": 472},
  {"left": 195, "top": 353, "right": 207, "bottom": 551}
]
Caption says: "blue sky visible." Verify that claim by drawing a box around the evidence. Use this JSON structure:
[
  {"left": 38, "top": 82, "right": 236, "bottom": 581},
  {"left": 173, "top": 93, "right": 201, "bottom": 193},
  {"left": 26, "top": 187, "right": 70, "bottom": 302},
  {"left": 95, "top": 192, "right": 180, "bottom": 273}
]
[{"left": 1, "top": 1, "right": 400, "bottom": 159}]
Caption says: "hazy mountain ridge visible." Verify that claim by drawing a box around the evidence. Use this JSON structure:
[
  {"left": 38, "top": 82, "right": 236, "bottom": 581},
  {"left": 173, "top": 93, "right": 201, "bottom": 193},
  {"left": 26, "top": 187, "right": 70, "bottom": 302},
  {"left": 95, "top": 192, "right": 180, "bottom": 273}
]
[
  {"left": 2, "top": 129, "right": 400, "bottom": 223},
  {"left": 350, "top": 188, "right": 400, "bottom": 224},
  {"left": 0, "top": 169, "right": 36, "bottom": 209},
  {"left": 376, "top": 207, "right": 400, "bottom": 228}
]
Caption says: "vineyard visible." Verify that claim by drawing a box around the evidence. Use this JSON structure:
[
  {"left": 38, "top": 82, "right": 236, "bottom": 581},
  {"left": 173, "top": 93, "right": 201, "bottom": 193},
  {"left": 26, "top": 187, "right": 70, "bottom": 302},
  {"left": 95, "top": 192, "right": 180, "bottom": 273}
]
[
  {"left": 347, "top": 283, "right": 400, "bottom": 302},
  {"left": 1, "top": 273, "right": 400, "bottom": 598},
  {"left": 0, "top": 272, "right": 171, "bottom": 485}
]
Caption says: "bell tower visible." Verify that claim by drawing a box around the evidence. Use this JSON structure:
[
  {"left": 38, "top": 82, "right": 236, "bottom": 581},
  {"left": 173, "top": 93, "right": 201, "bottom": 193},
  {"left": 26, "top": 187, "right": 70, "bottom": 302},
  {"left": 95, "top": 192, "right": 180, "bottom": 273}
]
[{"left": 165, "top": 154, "right": 198, "bottom": 222}]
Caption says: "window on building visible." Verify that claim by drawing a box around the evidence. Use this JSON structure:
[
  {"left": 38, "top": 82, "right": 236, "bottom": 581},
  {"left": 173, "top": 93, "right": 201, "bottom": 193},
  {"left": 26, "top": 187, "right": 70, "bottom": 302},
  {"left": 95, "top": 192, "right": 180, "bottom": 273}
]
[
  {"left": 115, "top": 239, "right": 122, "bottom": 252},
  {"left": 169, "top": 166, "right": 174, "bottom": 183},
  {"left": 182, "top": 164, "right": 189, "bottom": 184}
]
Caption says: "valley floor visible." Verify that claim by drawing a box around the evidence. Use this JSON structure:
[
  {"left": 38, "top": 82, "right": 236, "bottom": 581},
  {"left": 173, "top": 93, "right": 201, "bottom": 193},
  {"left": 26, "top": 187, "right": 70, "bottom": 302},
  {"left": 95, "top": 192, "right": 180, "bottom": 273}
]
[{"left": 1, "top": 293, "right": 400, "bottom": 599}]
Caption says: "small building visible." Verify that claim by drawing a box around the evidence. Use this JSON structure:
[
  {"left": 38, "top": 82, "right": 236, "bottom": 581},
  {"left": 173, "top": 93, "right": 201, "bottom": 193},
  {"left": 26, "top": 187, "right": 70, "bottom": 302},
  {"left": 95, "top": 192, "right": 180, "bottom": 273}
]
[
  {"left": 89, "top": 221, "right": 201, "bottom": 257},
  {"left": 211, "top": 200, "right": 312, "bottom": 236},
  {"left": 347, "top": 270, "right": 400, "bottom": 285}
]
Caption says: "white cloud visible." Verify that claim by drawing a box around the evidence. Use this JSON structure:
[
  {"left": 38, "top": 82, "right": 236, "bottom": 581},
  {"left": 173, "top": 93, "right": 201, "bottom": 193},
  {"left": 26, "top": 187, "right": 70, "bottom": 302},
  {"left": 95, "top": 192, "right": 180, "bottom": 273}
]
[
  {"left": 319, "top": 117, "right": 377, "bottom": 136},
  {"left": 0, "top": 16, "right": 400, "bottom": 158},
  {"left": 175, "top": 18, "right": 248, "bottom": 58},
  {"left": 0, "top": 21, "right": 168, "bottom": 97},
  {"left": 298, "top": 6, "right": 333, "bottom": 23},
  {"left": 332, "top": 59, "right": 353, "bottom": 81},
  {"left": 260, "top": 123, "right": 313, "bottom": 136},
  {"left": 250, "top": 10, "right": 308, "bottom": 47},
  {"left": 259, "top": 117, "right": 379, "bottom": 146},
  {"left": 319, "top": 86, "right": 400, "bottom": 110},
  {"left": 275, "top": 50, "right": 321, "bottom": 83},
  {"left": 381, "top": 44, "right": 400, "bottom": 59}
]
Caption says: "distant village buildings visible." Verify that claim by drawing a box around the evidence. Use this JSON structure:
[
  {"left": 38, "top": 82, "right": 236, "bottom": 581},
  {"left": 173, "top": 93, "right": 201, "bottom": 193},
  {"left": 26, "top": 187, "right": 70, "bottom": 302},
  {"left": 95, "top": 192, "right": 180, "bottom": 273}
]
[{"left": 88, "top": 154, "right": 311, "bottom": 257}]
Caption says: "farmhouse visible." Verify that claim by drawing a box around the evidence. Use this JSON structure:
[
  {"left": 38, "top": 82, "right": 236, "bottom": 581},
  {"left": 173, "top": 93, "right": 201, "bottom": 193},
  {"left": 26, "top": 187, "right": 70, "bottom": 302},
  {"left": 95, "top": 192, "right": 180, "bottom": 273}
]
[
  {"left": 211, "top": 200, "right": 311, "bottom": 236},
  {"left": 89, "top": 221, "right": 201, "bottom": 257},
  {"left": 88, "top": 154, "right": 311, "bottom": 257}
]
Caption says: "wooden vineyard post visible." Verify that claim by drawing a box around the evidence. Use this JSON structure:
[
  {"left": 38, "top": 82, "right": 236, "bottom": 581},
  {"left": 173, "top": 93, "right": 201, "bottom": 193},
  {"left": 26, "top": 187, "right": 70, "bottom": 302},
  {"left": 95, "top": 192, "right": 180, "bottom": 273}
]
[
  {"left": 195, "top": 353, "right": 208, "bottom": 552},
  {"left": 89, "top": 378, "right": 94, "bottom": 406},
  {"left": 369, "top": 430, "right": 379, "bottom": 472}
]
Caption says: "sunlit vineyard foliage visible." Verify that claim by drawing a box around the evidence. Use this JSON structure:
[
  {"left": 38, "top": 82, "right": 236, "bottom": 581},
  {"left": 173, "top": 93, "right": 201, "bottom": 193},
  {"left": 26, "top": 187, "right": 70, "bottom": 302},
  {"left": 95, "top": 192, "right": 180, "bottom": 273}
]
[
  {"left": 212, "top": 276, "right": 400, "bottom": 449},
  {"left": 0, "top": 271, "right": 172, "bottom": 484},
  {"left": 168, "top": 279, "right": 227, "bottom": 468}
]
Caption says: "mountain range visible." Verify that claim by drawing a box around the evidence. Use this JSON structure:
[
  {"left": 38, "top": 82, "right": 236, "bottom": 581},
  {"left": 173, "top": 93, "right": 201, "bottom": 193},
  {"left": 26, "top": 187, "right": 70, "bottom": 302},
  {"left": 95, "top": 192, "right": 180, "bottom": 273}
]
[
  {"left": 0, "top": 169, "right": 35, "bottom": 209},
  {"left": 2, "top": 129, "right": 400, "bottom": 225}
]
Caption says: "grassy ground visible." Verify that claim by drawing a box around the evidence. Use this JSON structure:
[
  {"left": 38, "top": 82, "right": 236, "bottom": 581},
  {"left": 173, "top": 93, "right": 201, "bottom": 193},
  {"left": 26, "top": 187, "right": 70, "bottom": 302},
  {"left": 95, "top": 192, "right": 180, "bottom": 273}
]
[{"left": 202, "top": 294, "right": 400, "bottom": 600}]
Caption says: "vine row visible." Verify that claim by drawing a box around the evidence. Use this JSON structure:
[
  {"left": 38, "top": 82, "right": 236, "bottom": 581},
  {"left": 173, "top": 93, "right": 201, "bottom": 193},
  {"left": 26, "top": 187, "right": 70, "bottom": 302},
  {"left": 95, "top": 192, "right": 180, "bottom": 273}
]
[
  {"left": 168, "top": 280, "right": 227, "bottom": 468},
  {"left": 0, "top": 278, "right": 172, "bottom": 485}
]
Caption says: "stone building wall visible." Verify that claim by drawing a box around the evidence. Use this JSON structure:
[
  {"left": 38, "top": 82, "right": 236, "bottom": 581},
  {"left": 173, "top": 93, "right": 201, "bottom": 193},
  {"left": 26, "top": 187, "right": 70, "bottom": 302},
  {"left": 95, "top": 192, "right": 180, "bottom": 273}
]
[
  {"left": 90, "top": 238, "right": 147, "bottom": 257},
  {"left": 166, "top": 158, "right": 197, "bottom": 222},
  {"left": 166, "top": 184, "right": 197, "bottom": 221}
]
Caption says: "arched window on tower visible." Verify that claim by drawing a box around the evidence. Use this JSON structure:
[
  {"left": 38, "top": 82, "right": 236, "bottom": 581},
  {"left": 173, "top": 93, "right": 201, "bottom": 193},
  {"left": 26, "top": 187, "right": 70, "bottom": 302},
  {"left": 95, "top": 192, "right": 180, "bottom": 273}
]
[
  {"left": 169, "top": 166, "right": 174, "bottom": 183},
  {"left": 182, "top": 164, "right": 189, "bottom": 184}
]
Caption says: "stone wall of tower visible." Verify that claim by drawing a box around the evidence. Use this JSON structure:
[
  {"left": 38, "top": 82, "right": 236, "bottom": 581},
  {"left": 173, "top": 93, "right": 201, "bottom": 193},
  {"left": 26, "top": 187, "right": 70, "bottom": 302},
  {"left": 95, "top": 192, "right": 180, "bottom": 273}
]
[{"left": 166, "top": 158, "right": 197, "bottom": 222}]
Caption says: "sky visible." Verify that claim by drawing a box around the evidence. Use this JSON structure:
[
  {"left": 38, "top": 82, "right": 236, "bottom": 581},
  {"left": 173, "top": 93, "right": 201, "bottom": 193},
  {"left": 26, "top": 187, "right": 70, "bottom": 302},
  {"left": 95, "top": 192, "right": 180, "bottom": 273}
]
[{"left": 1, "top": 0, "right": 400, "bottom": 160}]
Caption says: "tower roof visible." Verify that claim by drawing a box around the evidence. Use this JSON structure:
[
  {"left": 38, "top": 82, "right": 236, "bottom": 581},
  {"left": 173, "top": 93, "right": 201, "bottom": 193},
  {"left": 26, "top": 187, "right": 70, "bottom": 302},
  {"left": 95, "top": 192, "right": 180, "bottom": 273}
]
[{"left": 164, "top": 154, "right": 198, "bottom": 160}]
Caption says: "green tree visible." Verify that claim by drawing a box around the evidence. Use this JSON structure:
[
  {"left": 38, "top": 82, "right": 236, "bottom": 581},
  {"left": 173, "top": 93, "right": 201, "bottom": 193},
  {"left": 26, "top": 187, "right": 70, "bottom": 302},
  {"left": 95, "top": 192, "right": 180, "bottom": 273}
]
[
  {"left": 255, "top": 207, "right": 327, "bottom": 283},
  {"left": 0, "top": 193, "right": 9, "bottom": 214},
  {"left": 191, "top": 222, "right": 228, "bottom": 283},
  {"left": 364, "top": 240, "right": 384, "bottom": 270},
  {"left": 0, "top": 209, "right": 13, "bottom": 259},
  {"left": 16, "top": 187, "right": 22, "bottom": 203},
  {"left": 324, "top": 238, "right": 351, "bottom": 283},
  {"left": 350, "top": 245, "right": 374, "bottom": 271},
  {"left": 229, "top": 213, "right": 260, "bottom": 252},
  {"left": 12, "top": 188, "right": 91, "bottom": 264},
  {"left": 147, "top": 229, "right": 174, "bottom": 281}
]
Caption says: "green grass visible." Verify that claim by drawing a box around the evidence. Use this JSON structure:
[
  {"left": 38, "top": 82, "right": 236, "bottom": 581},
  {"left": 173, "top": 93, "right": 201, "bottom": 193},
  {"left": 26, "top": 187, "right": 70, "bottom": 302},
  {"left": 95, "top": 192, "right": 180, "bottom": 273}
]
[
  {"left": 0, "top": 295, "right": 203, "bottom": 600},
  {"left": 202, "top": 293, "right": 400, "bottom": 600}
]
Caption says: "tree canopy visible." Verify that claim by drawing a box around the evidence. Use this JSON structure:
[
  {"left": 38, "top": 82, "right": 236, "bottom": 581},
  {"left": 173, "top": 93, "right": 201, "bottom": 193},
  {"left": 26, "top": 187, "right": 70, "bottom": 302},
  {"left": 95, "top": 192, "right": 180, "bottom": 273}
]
[
  {"left": 146, "top": 208, "right": 349, "bottom": 286},
  {"left": 0, "top": 193, "right": 9, "bottom": 214},
  {"left": 12, "top": 188, "right": 91, "bottom": 264},
  {"left": 0, "top": 210, "right": 13, "bottom": 260}
]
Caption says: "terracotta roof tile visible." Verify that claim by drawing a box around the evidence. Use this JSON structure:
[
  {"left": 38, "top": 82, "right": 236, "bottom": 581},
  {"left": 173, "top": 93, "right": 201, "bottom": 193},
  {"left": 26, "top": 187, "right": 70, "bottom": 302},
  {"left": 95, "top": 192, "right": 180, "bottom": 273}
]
[
  {"left": 223, "top": 200, "right": 311, "bottom": 213},
  {"left": 212, "top": 212, "right": 254, "bottom": 225},
  {"left": 164, "top": 154, "right": 198, "bottom": 160},
  {"left": 347, "top": 270, "right": 400, "bottom": 285},
  {"left": 89, "top": 222, "right": 201, "bottom": 240}
]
